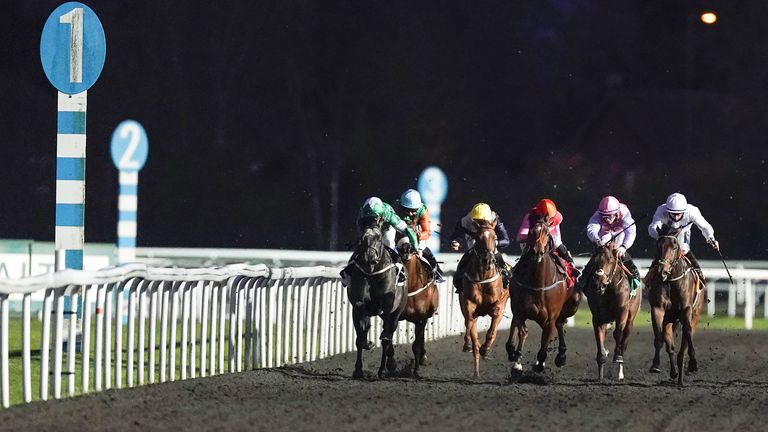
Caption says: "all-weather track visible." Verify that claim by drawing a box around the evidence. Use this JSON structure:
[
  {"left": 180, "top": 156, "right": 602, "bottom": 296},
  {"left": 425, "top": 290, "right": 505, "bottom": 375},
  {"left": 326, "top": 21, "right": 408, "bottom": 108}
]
[{"left": 1, "top": 326, "right": 767, "bottom": 431}]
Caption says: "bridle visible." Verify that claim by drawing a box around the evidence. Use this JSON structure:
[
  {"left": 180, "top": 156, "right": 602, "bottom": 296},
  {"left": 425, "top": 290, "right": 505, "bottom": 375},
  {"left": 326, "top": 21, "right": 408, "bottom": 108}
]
[
  {"left": 593, "top": 247, "right": 622, "bottom": 295},
  {"left": 354, "top": 226, "right": 396, "bottom": 277},
  {"left": 655, "top": 235, "right": 690, "bottom": 282},
  {"left": 466, "top": 225, "right": 500, "bottom": 284},
  {"left": 527, "top": 220, "right": 552, "bottom": 263}
]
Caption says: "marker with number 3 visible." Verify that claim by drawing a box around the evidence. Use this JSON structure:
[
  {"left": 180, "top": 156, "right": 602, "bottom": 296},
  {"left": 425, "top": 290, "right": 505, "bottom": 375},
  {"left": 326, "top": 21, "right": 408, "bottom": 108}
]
[{"left": 110, "top": 120, "right": 148, "bottom": 264}]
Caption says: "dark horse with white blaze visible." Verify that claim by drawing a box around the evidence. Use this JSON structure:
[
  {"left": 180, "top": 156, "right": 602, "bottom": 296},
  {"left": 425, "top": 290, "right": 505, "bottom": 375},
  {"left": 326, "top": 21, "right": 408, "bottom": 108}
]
[
  {"left": 647, "top": 228, "right": 705, "bottom": 386},
  {"left": 506, "top": 217, "right": 581, "bottom": 373},
  {"left": 347, "top": 219, "right": 407, "bottom": 379},
  {"left": 457, "top": 219, "right": 509, "bottom": 378},
  {"left": 583, "top": 244, "right": 642, "bottom": 381},
  {"left": 397, "top": 240, "right": 439, "bottom": 378}
]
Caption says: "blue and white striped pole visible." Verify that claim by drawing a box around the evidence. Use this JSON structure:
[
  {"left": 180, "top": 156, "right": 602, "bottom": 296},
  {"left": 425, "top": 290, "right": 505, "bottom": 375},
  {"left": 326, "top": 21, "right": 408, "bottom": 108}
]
[
  {"left": 117, "top": 171, "right": 138, "bottom": 263},
  {"left": 111, "top": 120, "right": 149, "bottom": 265},
  {"left": 418, "top": 166, "right": 449, "bottom": 253},
  {"left": 55, "top": 91, "right": 87, "bottom": 271}
]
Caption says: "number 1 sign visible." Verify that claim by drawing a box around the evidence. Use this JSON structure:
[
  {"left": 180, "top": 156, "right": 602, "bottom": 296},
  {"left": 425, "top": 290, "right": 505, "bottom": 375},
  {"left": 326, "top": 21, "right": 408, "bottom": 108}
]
[{"left": 111, "top": 121, "right": 148, "bottom": 264}]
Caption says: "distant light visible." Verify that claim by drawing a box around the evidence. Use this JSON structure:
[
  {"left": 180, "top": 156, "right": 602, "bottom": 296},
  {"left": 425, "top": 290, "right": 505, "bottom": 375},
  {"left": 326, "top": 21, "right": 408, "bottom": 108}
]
[{"left": 700, "top": 12, "right": 717, "bottom": 24}]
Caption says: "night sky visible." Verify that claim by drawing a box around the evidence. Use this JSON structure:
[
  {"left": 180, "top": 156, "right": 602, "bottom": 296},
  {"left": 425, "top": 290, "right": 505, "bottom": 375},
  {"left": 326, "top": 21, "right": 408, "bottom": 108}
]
[{"left": 3, "top": 1, "right": 768, "bottom": 260}]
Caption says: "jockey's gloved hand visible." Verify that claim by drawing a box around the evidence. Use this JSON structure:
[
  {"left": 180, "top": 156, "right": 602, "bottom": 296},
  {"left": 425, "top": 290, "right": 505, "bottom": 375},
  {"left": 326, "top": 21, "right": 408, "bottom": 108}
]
[
  {"left": 600, "top": 234, "right": 612, "bottom": 246},
  {"left": 451, "top": 241, "right": 460, "bottom": 251},
  {"left": 708, "top": 239, "right": 720, "bottom": 251},
  {"left": 616, "top": 246, "right": 627, "bottom": 258}
]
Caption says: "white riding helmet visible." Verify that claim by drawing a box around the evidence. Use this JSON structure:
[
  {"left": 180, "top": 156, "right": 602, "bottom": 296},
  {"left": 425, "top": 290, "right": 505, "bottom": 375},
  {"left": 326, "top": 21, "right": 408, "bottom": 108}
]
[
  {"left": 665, "top": 193, "right": 688, "bottom": 214},
  {"left": 400, "top": 189, "right": 423, "bottom": 210},
  {"left": 364, "top": 197, "right": 383, "bottom": 208}
]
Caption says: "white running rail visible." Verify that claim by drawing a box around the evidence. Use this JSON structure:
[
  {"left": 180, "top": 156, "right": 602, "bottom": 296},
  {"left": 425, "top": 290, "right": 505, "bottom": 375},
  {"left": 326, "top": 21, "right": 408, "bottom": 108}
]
[{"left": 0, "top": 263, "right": 469, "bottom": 408}]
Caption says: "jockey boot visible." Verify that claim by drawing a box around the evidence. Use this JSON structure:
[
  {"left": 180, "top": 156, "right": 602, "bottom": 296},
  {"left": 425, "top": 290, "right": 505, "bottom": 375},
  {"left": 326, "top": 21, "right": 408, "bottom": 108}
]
[
  {"left": 495, "top": 252, "right": 511, "bottom": 289},
  {"left": 422, "top": 248, "right": 446, "bottom": 283},
  {"left": 622, "top": 253, "right": 643, "bottom": 297},
  {"left": 685, "top": 251, "right": 704, "bottom": 283},
  {"left": 385, "top": 246, "right": 406, "bottom": 285},
  {"left": 574, "top": 258, "right": 595, "bottom": 293},
  {"left": 556, "top": 244, "right": 581, "bottom": 280},
  {"left": 453, "top": 252, "right": 471, "bottom": 294}
]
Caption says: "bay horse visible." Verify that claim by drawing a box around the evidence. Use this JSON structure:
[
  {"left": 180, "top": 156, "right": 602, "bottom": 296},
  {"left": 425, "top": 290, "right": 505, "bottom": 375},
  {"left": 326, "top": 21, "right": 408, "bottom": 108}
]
[
  {"left": 347, "top": 219, "right": 408, "bottom": 379},
  {"left": 583, "top": 244, "right": 642, "bottom": 381},
  {"left": 396, "top": 240, "right": 439, "bottom": 378},
  {"left": 647, "top": 230, "right": 704, "bottom": 386},
  {"left": 506, "top": 217, "right": 581, "bottom": 373},
  {"left": 457, "top": 219, "right": 510, "bottom": 378}
]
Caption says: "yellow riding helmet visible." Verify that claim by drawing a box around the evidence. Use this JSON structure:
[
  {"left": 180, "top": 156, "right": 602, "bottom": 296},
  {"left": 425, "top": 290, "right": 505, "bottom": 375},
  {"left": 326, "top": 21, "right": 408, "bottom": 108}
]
[{"left": 470, "top": 203, "right": 493, "bottom": 222}]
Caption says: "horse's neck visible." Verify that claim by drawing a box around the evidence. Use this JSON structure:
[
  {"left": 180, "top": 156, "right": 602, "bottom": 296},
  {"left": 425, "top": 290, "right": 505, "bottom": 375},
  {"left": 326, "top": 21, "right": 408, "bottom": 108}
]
[
  {"left": 467, "top": 250, "right": 495, "bottom": 277},
  {"left": 523, "top": 252, "right": 559, "bottom": 285},
  {"left": 405, "top": 255, "right": 428, "bottom": 285}
]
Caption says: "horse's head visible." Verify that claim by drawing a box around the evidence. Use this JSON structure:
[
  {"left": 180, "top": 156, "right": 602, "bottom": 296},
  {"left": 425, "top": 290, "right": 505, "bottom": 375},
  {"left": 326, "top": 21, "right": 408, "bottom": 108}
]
[
  {"left": 356, "top": 225, "right": 385, "bottom": 273},
  {"left": 592, "top": 244, "right": 619, "bottom": 290},
  {"left": 655, "top": 235, "right": 682, "bottom": 282},
  {"left": 527, "top": 216, "right": 551, "bottom": 259},
  {"left": 472, "top": 219, "right": 497, "bottom": 269},
  {"left": 396, "top": 237, "right": 417, "bottom": 259}
]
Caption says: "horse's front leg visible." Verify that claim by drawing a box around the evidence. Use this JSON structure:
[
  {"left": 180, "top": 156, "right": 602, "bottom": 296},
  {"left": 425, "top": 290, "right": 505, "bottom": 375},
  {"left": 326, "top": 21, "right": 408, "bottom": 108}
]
[
  {"left": 412, "top": 319, "right": 427, "bottom": 378},
  {"left": 649, "top": 306, "right": 664, "bottom": 373},
  {"left": 509, "top": 319, "right": 528, "bottom": 373},
  {"left": 554, "top": 320, "right": 567, "bottom": 368},
  {"left": 664, "top": 322, "right": 677, "bottom": 380},
  {"left": 613, "top": 308, "right": 630, "bottom": 380},
  {"left": 459, "top": 292, "right": 472, "bottom": 352},
  {"left": 593, "top": 323, "right": 608, "bottom": 381},
  {"left": 480, "top": 301, "right": 506, "bottom": 359},
  {"left": 378, "top": 314, "right": 398, "bottom": 378},
  {"left": 534, "top": 321, "right": 556, "bottom": 372},
  {"left": 352, "top": 308, "right": 369, "bottom": 379}
]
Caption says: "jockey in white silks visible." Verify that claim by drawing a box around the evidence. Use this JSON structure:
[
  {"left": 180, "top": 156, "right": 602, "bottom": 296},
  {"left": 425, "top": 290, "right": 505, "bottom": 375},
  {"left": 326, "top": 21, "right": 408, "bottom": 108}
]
[{"left": 647, "top": 192, "right": 719, "bottom": 279}]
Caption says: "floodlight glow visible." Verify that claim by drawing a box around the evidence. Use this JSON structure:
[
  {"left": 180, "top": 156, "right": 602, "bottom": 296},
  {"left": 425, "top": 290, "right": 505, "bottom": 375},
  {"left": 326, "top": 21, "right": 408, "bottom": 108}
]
[{"left": 700, "top": 12, "right": 717, "bottom": 24}]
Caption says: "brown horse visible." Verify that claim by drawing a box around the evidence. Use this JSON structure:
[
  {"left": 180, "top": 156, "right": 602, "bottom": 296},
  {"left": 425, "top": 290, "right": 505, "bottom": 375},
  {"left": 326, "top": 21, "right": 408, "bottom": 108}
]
[
  {"left": 583, "top": 244, "right": 642, "bottom": 381},
  {"left": 647, "top": 233, "right": 705, "bottom": 386},
  {"left": 506, "top": 217, "right": 581, "bottom": 373},
  {"left": 457, "top": 220, "right": 510, "bottom": 378},
  {"left": 397, "top": 241, "right": 439, "bottom": 378}
]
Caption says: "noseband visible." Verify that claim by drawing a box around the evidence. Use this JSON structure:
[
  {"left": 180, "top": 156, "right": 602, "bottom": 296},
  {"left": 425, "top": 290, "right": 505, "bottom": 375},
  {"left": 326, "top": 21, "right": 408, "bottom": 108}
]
[{"left": 594, "top": 248, "right": 620, "bottom": 295}]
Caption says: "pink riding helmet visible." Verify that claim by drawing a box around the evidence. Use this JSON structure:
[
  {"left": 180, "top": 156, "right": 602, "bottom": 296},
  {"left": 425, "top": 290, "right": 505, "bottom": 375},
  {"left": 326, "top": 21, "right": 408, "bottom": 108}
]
[{"left": 598, "top": 196, "right": 620, "bottom": 215}]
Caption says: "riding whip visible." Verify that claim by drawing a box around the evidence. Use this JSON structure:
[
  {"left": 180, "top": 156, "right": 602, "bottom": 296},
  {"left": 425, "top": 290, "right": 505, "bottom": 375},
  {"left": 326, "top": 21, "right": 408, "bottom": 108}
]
[
  {"left": 607, "top": 213, "right": 647, "bottom": 244},
  {"left": 715, "top": 247, "right": 734, "bottom": 285}
]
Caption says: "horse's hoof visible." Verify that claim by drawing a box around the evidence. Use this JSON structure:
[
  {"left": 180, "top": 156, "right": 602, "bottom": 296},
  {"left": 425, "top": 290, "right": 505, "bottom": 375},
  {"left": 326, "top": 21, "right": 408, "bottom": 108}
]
[
  {"left": 419, "top": 354, "right": 428, "bottom": 366},
  {"left": 555, "top": 353, "right": 566, "bottom": 368},
  {"left": 687, "top": 361, "right": 698, "bottom": 374},
  {"left": 462, "top": 344, "right": 472, "bottom": 352},
  {"left": 364, "top": 341, "right": 375, "bottom": 351},
  {"left": 377, "top": 369, "right": 385, "bottom": 379},
  {"left": 649, "top": 366, "right": 662, "bottom": 374},
  {"left": 670, "top": 369, "right": 678, "bottom": 379},
  {"left": 533, "top": 363, "right": 545, "bottom": 373},
  {"left": 512, "top": 362, "right": 523, "bottom": 372},
  {"left": 353, "top": 369, "right": 364, "bottom": 379},
  {"left": 613, "top": 355, "right": 624, "bottom": 364},
  {"left": 479, "top": 345, "right": 488, "bottom": 357}
]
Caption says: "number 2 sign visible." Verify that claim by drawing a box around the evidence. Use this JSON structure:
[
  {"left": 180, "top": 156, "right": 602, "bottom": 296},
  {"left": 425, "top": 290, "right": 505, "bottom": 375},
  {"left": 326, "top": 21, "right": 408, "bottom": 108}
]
[
  {"left": 111, "top": 121, "right": 148, "bottom": 172},
  {"left": 40, "top": 2, "right": 106, "bottom": 94}
]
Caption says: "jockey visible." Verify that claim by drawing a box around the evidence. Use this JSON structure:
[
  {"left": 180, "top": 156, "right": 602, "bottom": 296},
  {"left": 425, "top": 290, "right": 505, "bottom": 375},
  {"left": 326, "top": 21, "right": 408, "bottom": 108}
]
[
  {"left": 395, "top": 189, "right": 445, "bottom": 282},
  {"left": 449, "top": 203, "right": 512, "bottom": 292},
  {"left": 648, "top": 193, "right": 719, "bottom": 281},
  {"left": 340, "top": 197, "right": 419, "bottom": 286},
  {"left": 516, "top": 198, "right": 581, "bottom": 280},
  {"left": 577, "top": 196, "right": 643, "bottom": 296}
]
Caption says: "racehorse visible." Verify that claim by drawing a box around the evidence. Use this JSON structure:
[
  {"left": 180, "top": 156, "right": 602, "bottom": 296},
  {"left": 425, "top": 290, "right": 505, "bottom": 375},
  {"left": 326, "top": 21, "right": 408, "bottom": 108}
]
[
  {"left": 347, "top": 219, "right": 408, "bottom": 379},
  {"left": 457, "top": 219, "right": 510, "bottom": 378},
  {"left": 583, "top": 243, "right": 642, "bottom": 381},
  {"left": 647, "top": 229, "right": 705, "bottom": 386},
  {"left": 397, "top": 240, "right": 439, "bottom": 378},
  {"left": 506, "top": 217, "right": 581, "bottom": 373}
]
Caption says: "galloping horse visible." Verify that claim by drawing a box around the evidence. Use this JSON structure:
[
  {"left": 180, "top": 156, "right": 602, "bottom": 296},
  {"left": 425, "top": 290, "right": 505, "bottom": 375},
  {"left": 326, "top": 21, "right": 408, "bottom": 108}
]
[
  {"left": 506, "top": 217, "right": 581, "bottom": 373},
  {"left": 347, "top": 219, "right": 408, "bottom": 379},
  {"left": 397, "top": 240, "right": 439, "bottom": 378},
  {"left": 457, "top": 220, "right": 510, "bottom": 378},
  {"left": 647, "top": 230, "right": 705, "bottom": 386},
  {"left": 583, "top": 244, "right": 642, "bottom": 381}
]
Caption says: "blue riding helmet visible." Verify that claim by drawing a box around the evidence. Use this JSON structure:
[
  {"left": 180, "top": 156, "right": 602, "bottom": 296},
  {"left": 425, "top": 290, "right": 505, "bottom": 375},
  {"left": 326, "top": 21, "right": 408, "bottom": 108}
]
[{"left": 400, "top": 189, "right": 423, "bottom": 210}]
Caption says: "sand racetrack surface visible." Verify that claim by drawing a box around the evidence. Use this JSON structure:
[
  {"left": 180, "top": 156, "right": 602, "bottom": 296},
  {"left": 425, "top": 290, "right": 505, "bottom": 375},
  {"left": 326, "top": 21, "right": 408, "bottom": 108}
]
[{"left": 1, "top": 326, "right": 767, "bottom": 432}]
